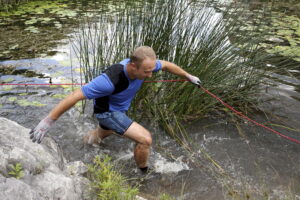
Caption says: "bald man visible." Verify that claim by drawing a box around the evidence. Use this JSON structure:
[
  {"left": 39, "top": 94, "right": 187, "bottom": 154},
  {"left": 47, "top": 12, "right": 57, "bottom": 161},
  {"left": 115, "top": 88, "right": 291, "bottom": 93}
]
[{"left": 30, "top": 46, "right": 201, "bottom": 173}]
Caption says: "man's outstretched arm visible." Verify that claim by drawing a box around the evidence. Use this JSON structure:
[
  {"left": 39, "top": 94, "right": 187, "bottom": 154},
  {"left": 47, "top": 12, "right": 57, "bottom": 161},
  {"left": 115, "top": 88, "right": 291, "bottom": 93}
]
[
  {"left": 30, "top": 88, "right": 86, "bottom": 143},
  {"left": 49, "top": 88, "right": 86, "bottom": 120},
  {"left": 160, "top": 60, "right": 201, "bottom": 85}
]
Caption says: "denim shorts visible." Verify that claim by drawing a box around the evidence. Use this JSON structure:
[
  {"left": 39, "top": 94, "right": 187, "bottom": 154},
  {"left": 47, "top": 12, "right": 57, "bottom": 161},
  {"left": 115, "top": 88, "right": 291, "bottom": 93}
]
[{"left": 95, "top": 111, "right": 133, "bottom": 135}]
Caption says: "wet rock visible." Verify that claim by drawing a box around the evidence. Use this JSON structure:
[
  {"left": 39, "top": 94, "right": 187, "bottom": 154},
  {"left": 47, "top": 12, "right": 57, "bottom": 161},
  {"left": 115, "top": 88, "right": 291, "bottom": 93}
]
[
  {"left": 0, "top": 117, "right": 90, "bottom": 200},
  {"left": 0, "top": 64, "right": 46, "bottom": 78}
]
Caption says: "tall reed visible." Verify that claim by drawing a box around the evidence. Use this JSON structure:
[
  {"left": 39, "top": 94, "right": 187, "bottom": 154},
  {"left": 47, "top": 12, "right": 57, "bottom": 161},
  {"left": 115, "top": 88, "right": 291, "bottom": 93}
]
[
  {"left": 72, "top": 0, "right": 273, "bottom": 198},
  {"left": 72, "top": 0, "right": 267, "bottom": 121},
  {"left": 0, "top": 0, "right": 30, "bottom": 11}
]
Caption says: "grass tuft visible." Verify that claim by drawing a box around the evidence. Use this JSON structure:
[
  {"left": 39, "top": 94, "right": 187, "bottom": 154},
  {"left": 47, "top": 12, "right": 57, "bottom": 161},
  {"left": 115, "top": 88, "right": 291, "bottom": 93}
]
[{"left": 87, "top": 155, "right": 139, "bottom": 200}]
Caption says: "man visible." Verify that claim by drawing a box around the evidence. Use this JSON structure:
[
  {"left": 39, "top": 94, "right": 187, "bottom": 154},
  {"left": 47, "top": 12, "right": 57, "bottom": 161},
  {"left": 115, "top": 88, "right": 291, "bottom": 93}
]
[{"left": 30, "top": 46, "right": 200, "bottom": 173}]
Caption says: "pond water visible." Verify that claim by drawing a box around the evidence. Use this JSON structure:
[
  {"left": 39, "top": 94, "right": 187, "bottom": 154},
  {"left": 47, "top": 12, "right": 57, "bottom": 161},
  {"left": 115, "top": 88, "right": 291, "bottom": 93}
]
[{"left": 0, "top": 0, "right": 299, "bottom": 199}]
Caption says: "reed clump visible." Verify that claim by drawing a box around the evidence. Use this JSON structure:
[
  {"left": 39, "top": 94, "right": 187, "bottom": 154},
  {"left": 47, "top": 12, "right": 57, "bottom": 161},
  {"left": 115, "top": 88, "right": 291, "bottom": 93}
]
[
  {"left": 0, "top": 0, "right": 30, "bottom": 11},
  {"left": 73, "top": 0, "right": 267, "bottom": 129},
  {"left": 72, "top": 1, "right": 287, "bottom": 198}
]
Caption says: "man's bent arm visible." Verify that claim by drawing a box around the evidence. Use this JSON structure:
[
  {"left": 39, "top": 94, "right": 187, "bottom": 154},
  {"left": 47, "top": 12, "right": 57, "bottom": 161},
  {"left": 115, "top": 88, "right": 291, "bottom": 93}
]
[
  {"left": 49, "top": 88, "right": 86, "bottom": 120},
  {"left": 160, "top": 60, "right": 189, "bottom": 78},
  {"left": 160, "top": 60, "right": 201, "bottom": 85}
]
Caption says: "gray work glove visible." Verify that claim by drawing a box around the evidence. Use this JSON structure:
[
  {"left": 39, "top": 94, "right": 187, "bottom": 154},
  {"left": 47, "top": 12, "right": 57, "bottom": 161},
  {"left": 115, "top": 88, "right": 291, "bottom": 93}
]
[
  {"left": 186, "top": 74, "right": 201, "bottom": 86},
  {"left": 29, "top": 116, "right": 55, "bottom": 144}
]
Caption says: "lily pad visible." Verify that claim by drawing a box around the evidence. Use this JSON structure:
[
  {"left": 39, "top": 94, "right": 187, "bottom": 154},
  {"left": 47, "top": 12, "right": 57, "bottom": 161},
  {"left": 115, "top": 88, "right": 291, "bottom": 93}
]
[
  {"left": 19, "top": 93, "right": 29, "bottom": 96},
  {"left": 17, "top": 99, "right": 46, "bottom": 107},
  {"left": 8, "top": 97, "right": 17, "bottom": 102},
  {"left": 52, "top": 93, "right": 67, "bottom": 99},
  {"left": 40, "top": 17, "right": 52, "bottom": 23},
  {"left": 9, "top": 44, "right": 19, "bottom": 50},
  {"left": 54, "top": 23, "right": 62, "bottom": 29},
  {"left": 25, "top": 18, "right": 38, "bottom": 25},
  {"left": 59, "top": 60, "right": 71, "bottom": 67},
  {"left": 2, "top": 77, "right": 15, "bottom": 83},
  {"left": 24, "top": 26, "right": 40, "bottom": 33},
  {"left": 3, "top": 51, "right": 10, "bottom": 54},
  {"left": 55, "top": 10, "right": 77, "bottom": 18},
  {"left": 3, "top": 86, "right": 13, "bottom": 91},
  {"left": 52, "top": 71, "right": 64, "bottom": 77},
  {"left": 277, "top": 29, "right": 294, "bottom": 36}
]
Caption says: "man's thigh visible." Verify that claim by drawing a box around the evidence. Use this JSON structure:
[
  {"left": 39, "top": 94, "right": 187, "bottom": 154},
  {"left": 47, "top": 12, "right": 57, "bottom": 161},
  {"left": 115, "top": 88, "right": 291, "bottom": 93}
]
[
  {"left": 123, "top": 122, "right": 152, "bottom": 145},
  {"left": 96, "top": 111, "right": 133, "bottom": 135}
]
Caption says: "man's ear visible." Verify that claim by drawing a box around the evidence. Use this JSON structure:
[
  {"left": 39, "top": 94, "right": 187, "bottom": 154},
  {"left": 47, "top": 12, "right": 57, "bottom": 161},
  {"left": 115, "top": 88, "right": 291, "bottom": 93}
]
[{"left": 130, "top": 62, "right": 138, "bottom": 70}]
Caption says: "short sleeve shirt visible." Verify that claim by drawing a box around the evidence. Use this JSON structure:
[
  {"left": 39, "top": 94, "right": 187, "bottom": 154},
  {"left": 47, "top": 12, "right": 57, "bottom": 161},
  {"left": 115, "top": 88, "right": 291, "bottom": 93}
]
[{"left": 81, "top": 59, "right": 162, "bottom": 112}]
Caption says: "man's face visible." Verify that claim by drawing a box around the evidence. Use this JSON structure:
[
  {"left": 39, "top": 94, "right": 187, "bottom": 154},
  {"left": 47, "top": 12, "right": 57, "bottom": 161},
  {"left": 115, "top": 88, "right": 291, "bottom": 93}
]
[{"left": 134, "top": 58, "right": 156, "bottom": 80}]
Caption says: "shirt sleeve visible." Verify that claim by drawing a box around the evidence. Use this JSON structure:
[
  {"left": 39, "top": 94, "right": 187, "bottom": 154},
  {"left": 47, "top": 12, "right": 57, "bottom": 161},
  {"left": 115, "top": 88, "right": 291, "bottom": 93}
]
[
  {"left": 81, "top": 74, "right": 114, "bottom": 99},
  {"left": 153, "top": 60, "right": 162, "bottom": 72}
]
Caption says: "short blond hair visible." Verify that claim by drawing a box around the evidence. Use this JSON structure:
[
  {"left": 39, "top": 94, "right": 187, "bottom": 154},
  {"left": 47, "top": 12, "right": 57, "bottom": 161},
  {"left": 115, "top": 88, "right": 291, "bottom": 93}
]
[{"left": 130, "top": 46, "right": 156, "bottom": 65}]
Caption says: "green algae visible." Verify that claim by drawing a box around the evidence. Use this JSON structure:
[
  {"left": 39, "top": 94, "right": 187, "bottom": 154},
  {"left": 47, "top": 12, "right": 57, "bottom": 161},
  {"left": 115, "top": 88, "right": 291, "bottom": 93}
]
[
  {"left": 52, "top": 93, "right": 67, "bottom": 99},
  {"left": 18, "top": 93, "right": 29, "bottom": 96},
  {"left": 2, "top": 86, "right": 14, "bottom": 91},
  {"left": 2, "top": 78, "right": 15, "bottom": 83},
  {"left": 17, "top": 99, "right": 46, "bottom": 107},
  {"left": 8, "top": 97, "right": 17, "bottom": 102},
  {"left": 7, "top": 96, "right": 46, "bottom": 107}
]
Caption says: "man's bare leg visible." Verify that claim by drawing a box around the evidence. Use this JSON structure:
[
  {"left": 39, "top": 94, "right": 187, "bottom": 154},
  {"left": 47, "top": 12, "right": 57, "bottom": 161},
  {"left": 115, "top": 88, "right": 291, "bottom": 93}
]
[
  {"left": 123, "top": 122, "right": 152, "bottom": 168},
  {"left": 84, "top": 126, "right": 114, "bottom": 145}
]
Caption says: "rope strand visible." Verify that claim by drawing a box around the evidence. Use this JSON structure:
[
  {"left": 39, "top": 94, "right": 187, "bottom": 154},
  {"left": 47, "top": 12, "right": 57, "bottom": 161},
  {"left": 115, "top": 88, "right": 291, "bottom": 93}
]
[{"left": 1, "top": 81, "right": 299, "bottom": 144}]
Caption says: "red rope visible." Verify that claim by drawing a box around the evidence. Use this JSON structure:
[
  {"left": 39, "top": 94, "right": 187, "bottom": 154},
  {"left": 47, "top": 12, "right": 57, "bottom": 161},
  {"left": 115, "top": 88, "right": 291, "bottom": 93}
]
[
  {"left": 0, "top": 83, "right": 85, "bottom": 86},
  {"left": 1, "top": 80, "right": 299, "bottom": 144},
  {"left": 199, "top": 85, "right": 300, "bottom": 144},
  {"left": 0, "top": 79, "right": 187, "bottom": 85}
]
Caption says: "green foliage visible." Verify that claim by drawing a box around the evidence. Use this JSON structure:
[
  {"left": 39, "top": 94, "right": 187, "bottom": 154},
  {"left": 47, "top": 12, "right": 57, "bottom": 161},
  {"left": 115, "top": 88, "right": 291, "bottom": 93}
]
[
  {"left": 87, "top": 155, "right": 139, "bottom": 200},
  {"left": 258, "top": 12, "right": 300, "bottom": 62},
  {"left": 73, "top": 0, "right": 268, "bottom": 132},
  {"left": 8, "top": 163, "right": 24, "bottom": 179},
  {"left": 159, "top": 193, "right": 175, "bottom": 200}
]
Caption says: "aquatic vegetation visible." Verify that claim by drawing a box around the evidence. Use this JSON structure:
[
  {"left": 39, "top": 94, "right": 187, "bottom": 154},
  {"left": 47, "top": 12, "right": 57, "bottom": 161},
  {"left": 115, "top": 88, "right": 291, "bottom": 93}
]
[
  {"left": 8, "top": 97, "right": 17, "bottom": 102},
  {"left": 2, "top": 77, "right": 15, "bottom": 83},
  {"left": 159, "top": 193, "right": 175, "bottom": 200},
  {"left": 73, "top": 0, "right": 268, "bottom": 121},
  {"left": 52, "top": 93, "right": 68, "bottom": 99},
  {"left": 0, "top": 1, "right": 68, "bottom": 17},
  {"left": 7, "top": 96, "right": 46, "bottom": 107},
  {"left": 87, "top": 155, "right": 139, "bottom": 200},
  {"left": 0, "top": 0, "right": 79, "bottom": 60},
  {"left": 24, "top": 26, "right": 40, "bottom": 33},
  {"left": 2, "top": 85, "right": 13, "bottom": 91},
  {"left": 259, "top": 12, "right": 300, "bottom": 62},
  {"left": 73, "top": 3, "right": 295, "bottom": 198}
]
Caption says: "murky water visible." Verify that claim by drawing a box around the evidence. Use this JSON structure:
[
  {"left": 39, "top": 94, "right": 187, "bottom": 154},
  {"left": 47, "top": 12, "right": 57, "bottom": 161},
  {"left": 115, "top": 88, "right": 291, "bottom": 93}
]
[{"left": 1, "top": 0, "right": 299, "bottom": 199}]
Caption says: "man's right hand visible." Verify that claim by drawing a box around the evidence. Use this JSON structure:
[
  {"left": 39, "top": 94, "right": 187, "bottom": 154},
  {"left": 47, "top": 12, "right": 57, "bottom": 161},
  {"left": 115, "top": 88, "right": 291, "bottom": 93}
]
[
  {"left": 186, "top": 73, "right": 201, "bottom": 86},
  {"left": 29, "top": 116, "right": 55, "bottom": 144}
]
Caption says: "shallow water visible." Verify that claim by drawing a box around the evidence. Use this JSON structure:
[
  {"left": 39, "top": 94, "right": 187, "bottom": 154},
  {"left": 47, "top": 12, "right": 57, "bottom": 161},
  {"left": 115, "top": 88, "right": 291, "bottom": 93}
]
[{"left": 1, "top": 0, "right": 300, "bottom": 199}]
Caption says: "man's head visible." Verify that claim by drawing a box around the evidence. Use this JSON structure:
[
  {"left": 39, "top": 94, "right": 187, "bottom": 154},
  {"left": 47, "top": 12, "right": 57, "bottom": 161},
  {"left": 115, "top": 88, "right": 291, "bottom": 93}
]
[{"left": 128, "top": 46, "right": 157, "bottom": 80}]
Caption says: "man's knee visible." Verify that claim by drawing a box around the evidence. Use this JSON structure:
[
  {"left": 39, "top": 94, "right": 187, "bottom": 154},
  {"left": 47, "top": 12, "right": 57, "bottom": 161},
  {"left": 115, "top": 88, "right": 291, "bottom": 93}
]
[
  {"left": 124, "top": 122, "right": 153, "bottom": 146},
  {"left": 141, "top": 135, "right": 152, "bottom": 146}
]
